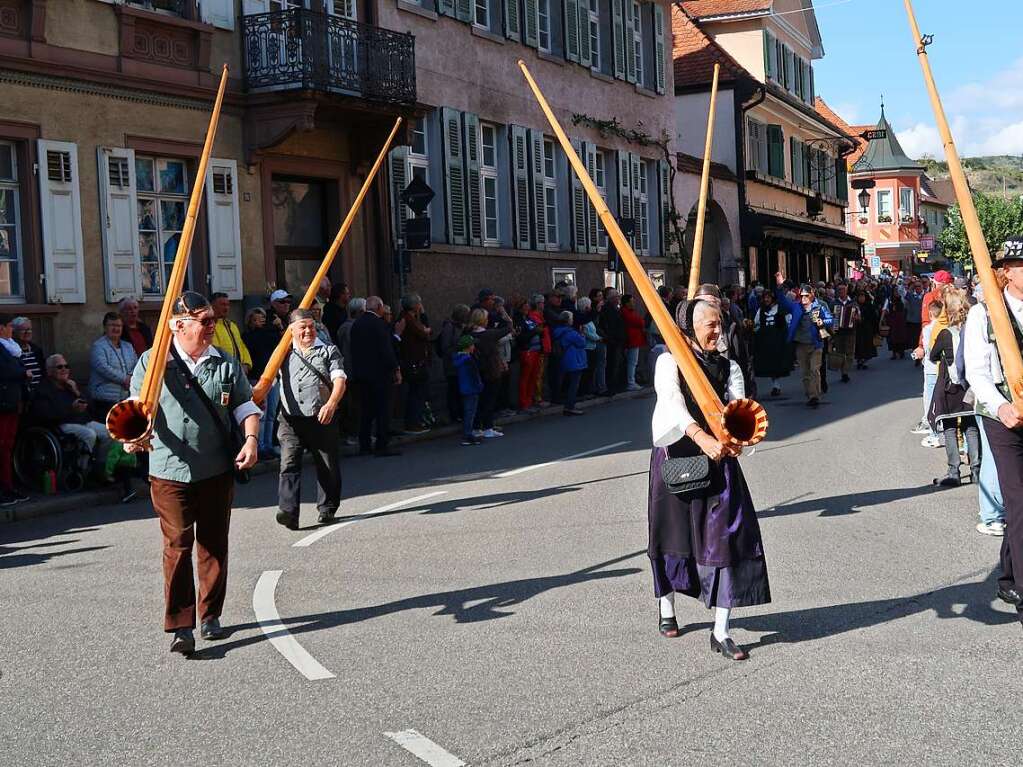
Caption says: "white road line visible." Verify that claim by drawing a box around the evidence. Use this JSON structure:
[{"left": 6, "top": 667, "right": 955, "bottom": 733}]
[
  {"left": 292, "top": 491, "right": 448, "bottom": 548},
  {"left": 383, "top": 730, "right": 466, "bottom": 767},
  {"left": 252, "top": 570, "right": 335, "bottom": 681},
  {"left": 494, "top": 440, "right": 632, "bottom": 478}
]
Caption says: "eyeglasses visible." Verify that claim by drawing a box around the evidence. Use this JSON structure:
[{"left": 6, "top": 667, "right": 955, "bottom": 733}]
[
  {"left": 181, "top": 316, "right": 217, "bottom": 328},
  {"left": 53, "top": 364, "right": 70, "bottom": 370}
]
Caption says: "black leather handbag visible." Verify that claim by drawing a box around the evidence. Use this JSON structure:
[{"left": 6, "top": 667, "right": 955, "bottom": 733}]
[{"left": 660, "top": 451, "right": 713, "bottom": 501}]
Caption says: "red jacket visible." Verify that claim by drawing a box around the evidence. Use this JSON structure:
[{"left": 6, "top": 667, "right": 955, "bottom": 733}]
[{"left": 622, "top": 306, "right": 646, "bottom": 349}]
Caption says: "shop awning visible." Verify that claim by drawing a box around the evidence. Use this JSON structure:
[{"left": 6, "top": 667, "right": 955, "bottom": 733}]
[{"left": 751, "top": 212, "right": 863, "bottom": 254}]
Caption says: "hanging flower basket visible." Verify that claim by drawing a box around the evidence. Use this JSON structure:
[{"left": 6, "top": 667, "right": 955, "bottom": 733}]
[{"left": 858, "top": 216, "right": 869, "bottom": 225}]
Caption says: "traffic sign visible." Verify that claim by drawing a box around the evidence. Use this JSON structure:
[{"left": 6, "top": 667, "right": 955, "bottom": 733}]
[{"left": 400, "top": 176, "right": 435, "bottom": 215}]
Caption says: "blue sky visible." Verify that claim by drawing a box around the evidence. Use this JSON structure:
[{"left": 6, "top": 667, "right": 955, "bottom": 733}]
[{"left": 810, "top": 0, "right": 1023, "bottom": 158}]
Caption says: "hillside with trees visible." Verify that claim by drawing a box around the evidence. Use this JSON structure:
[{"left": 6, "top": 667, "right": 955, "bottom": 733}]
[{"left": 919, "top": 154, "right": 1023, "bottom": 198}]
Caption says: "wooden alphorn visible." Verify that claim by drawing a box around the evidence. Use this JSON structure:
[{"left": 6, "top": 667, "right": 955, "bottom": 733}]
[
  {"left": 687, "top": 63, "right": 720, "bottom": 300},
  {"left": 251, "top": 116, "right": 403, "bottom": 405},
  {"left": 518, "top": 61, "right": 767, "bottom": 447},
  {"left": 903, "top": 0, "right": 1023, "bottom": 412},
  {"left": 106, "top": 64, "right": 230, "bottom": 444}
]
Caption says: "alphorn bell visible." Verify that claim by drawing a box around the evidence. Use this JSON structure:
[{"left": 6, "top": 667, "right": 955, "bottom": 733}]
[
  {"left": 251, "top": 116, "right": 403, "bottom": 405},
  {"left": 106, "top": 65, "right": 230, "bottom": 444},
  {"left": 518, "top": 61, "right": 767, "bottom": 448},
  {"left": 903, "top": 0, "right": 1023, "bottom": 412}
]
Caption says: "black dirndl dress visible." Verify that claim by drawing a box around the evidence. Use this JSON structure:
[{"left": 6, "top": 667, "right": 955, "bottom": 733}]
[{"left": 647, "top": 352, "right": 771, "bottom": 608}]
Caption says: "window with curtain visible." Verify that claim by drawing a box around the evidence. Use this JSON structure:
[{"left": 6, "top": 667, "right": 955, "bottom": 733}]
[
  {"left": 0, "top": 142, "right": 23, "bottom": 300},
  {"left": 135, "top": 155, "right": 190, "bottom": 295},
  {"left": 876, "top": 190, "right": 893, "bottom": 223},
  {"left": 899, "top": 187, "right": 915, "bottom": 221}
]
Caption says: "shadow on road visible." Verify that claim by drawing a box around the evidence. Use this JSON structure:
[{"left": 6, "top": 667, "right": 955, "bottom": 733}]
[
  {"left": 190, "top": 550, "right": 645, "bottom": 661},
  {"left": 0, "top": 542, "right": 109, "bottom": 570},
  {"left": 761, "top": 483, "right": 943, "bottom": 518}
]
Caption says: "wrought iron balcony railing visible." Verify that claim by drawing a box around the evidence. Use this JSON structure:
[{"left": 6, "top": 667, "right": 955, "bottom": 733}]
[{"left": 243, "top": 9, "right": 416, "bottom": 104}]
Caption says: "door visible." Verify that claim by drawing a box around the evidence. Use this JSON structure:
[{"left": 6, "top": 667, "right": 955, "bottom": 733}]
[{"left": 270, "top": 175, "right": 334, "bottom": 297}]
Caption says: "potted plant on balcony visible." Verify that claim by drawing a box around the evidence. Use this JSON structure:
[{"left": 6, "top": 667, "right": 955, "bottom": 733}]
[
  {"left": 900, "top": 213, "right": 914, "bottom": 224},
  {"left": 878, "top": 214, "right": 893, "bottom": 224}
]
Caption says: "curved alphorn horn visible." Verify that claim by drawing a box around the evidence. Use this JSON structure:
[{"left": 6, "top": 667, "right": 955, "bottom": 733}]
[
  {"left": 903, "top": 0, "right": 1023, "bottom": 411},
  {"left": 251, "top": 116, "right": 404, "bottom": 405},
  {"left": 518, "top": 61, "right": 767, "bottom": 447},
  {"left": 107, "top": 64, "right": 230, "bottom": 444}
]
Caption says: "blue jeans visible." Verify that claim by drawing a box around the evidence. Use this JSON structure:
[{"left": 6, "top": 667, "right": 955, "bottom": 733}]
[
  {"left": 978, "top": 418, "right": 1006, "bottom": 524},
  {"left": 626, "top": 347, "right": 640, "bottom": 386},
  {"left": 922, "top": 372, "right": 937, "bottom": 436},
  {"left": 461, "top": 394, "right": 479, "bottom": 439},
  {"left": 258, "top": 381, "right": 280, "bottom": 453}
]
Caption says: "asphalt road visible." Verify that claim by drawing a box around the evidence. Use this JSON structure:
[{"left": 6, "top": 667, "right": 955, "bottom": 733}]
[{"left": 3, "top": 358, "right": 1021, "bottom": 766}]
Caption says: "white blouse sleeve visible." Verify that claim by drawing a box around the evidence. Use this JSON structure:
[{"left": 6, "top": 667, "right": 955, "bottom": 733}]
[
  {"left": 726, "top": 360, "right": 745, "bottom": 402},
  {"left": 651, "top": 352, "right": 696, "bottom": 447}
]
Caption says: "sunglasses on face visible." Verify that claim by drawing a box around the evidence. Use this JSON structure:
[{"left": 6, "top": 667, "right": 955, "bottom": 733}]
[
  {"left": 182, "top": 316, "right": 217, "bottom": 328},
  {"left": 53, "top": 364, "right": 70, "bottom": 370}
]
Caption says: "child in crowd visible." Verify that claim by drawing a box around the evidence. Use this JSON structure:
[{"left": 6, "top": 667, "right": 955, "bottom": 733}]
[
  {"left": 453, "top": 335, "right": 484, "bottom": 446},
  {"left": 913, "top": 300, "right": 945, "bottom": 447}
]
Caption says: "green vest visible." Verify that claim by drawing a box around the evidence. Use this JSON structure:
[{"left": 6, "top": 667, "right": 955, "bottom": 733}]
[{"left": 130, "top": 348, "right": 253, "bottom": 483}]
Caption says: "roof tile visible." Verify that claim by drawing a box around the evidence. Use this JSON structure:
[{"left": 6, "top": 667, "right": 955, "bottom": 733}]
[{"left": 680, "top": 0, "right": 773, "bottom": 19}]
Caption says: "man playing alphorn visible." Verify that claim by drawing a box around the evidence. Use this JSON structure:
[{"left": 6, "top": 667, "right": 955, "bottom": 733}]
[
  {"left": 964, "top": 237, "right": 1023, "bottom": 628},
  {"left": 127, "top": 291, "right": 260, "bottom": 655}
]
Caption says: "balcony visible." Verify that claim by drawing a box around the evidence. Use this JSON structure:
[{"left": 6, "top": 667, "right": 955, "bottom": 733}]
[{"left": 242, "top": 9, "right": 416, "bottom": 105}]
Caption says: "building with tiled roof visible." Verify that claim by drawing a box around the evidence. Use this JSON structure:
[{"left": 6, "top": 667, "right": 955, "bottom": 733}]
[{"left": 672, "top": 0, "right": 860, "bottom": 286}]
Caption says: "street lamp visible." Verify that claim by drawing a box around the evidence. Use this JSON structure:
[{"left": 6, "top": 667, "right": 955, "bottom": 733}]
[{"left": 857, "top": 188, "right": 871, "bottom": 214}]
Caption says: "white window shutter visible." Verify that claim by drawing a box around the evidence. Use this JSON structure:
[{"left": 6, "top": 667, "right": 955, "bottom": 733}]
[
  {"left": 205, "top": 158, "right": 243, "bottom": 300},
  {"left": 37, "top": 140, "right": 86, "bottom": 304},
  {"left": 200, "top": 0, "right": 235, "bottom": 28},
  {"left": 97, "top": 146, "right": 142, "bottom": 303}
]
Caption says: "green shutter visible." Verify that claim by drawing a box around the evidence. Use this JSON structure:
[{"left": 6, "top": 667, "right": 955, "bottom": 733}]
[
  {"left": 837, "top": 158, "right": 849, "bottom": 202},
  {"left": 388, "top": 146, "right": 409, "bottom": 245},
  {"left": 767, "top": 124, "right": 784, "bottom": 179},
  {"left": 809, "top": 64, "right": 815, "bottom": 102},
  {"left": 578, "top": 0, "right": 591, "bottom": 67},
  {"left": 441, "top": 107, "right": 468, "bottom": 245},
  {"left": 631, "top": 153, "right": 642, "bottom": 252},
  {"left": 570, "top": 139, "right": 587, "bottom": 253},
  {"left": 529, "top": 129, "right": 547, "bottom": 249},
  {"left": 464, "top": 112, "right": 482, "bottom": 246},
  {"left": 586, "top": 144, "right": 600, "bottom": 252},
  {"left": 565, "top": 0, "right": 580, "bottom": 62},
  {"left": 763, "top": 30, "right": 773, "bottom": 80},
  {"left": 510, "top": 125, "right": 531, "bottom": 249},
  {"left": 612, "top": 0, "right": 625, "bottom": 80},
  {"left": 623, "top": 0, "right": 636, "bottom": 84},
  {"left": 456, "top": 0, "right": 472, "bottom": 22},
  {"left": 653, "top": 3, "right": 665, "bottom": 94},
  {"left": 438, "top": 0, "right": 455, "bottom": 17},
  {"left": 659, "top": 159, "right": 670, "bottom": 256},
  {"left": 617, "top": 149, "right": 632, "bottom": 224},
  {"left": 524, "top": 0, "right": 538, "bottom": 46},
  {"left": 504, "top": 0, "right": 521, "bottom": 40}
]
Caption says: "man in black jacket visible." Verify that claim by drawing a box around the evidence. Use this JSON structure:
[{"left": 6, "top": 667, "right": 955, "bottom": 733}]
[
  {"left": 349, "top": 296, "right": 402, "bottom": 457},
  {"left": 598, "top": 289, "right": 626, "bottom": 394}
]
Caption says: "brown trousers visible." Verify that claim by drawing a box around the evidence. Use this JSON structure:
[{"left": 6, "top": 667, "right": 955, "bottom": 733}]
[
  {"left": 150, "top": 472, "right": 235, "bottom": 632},
  {"left": 795, "top": 343, "right": 822, "bottom": 401}
]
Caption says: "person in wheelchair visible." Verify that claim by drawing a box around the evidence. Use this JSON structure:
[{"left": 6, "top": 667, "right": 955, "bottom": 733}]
[{"left": 30, "top": 354, "right": 112, "bottom": 466}]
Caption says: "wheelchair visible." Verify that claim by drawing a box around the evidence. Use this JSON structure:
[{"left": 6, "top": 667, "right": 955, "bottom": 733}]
[{"left": 13, "top": 426, "right": 93, "bottom": 493}]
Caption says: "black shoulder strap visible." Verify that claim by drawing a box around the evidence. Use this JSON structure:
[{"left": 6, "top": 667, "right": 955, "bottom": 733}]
[
  {"left": 169, "top": 344, "right": 235, "bottom": 447},
  {"left": 289, "top": 347, "right": 333, "bottom": 389}
]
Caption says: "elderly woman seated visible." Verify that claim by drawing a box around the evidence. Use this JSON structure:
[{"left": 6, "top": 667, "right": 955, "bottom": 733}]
[{"left": 30, "top": 354, "right": 112, "bottom": 461}]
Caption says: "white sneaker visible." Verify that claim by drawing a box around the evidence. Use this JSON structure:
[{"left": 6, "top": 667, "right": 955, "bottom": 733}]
[
  {"left": 472, "top": 429, "right": 484, "bottom": 438},
  {"left": 627, "top": 383, "right": 642, "bottom": 391},
  {"left": 976, "top": 521, "right": 1005, "bottom": 537},
  {"left": 482, "top": 428, "right": 504, "bottom": 438},
  {"left": 921, "top": 435, "right": 942, "bottom": 448},
  {"left": 910, "top": 422, "right": 930, "bottom": 435}
]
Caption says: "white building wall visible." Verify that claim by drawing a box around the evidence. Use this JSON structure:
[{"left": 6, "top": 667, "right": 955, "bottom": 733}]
[{"left": 674, "top": 89, "right": 737, "bottom": 173}]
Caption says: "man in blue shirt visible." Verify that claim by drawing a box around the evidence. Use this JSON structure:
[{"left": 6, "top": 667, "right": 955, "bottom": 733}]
[{"left": 775, "top": 272, "right": 833, "bottom": 408}]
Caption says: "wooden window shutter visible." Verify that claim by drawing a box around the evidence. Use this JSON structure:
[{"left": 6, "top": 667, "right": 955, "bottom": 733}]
[
  {"left": 659, "top": 159, "right": 670, "bottom": 256},
  {"left": 441, "top": 107, "right": 468, "bottom": 245},
  {"left": 504, "top": 0, "right": 521, "bottom": 40},
  {"left": 456, "top": 0, "right": 472, "bottom": 22},
  {"left": 524, "top": 0, "right": 539, "bottom": 47},
  {"left": 623, "top": 0, "right": 636, "bottom": 84},
  {"left": 529, "top": 128, "right": 547, "bottom": 249},
  {"left": 97, "top": 146, "right": 142, "bottom": 302},
  {"left": 789, "top": 138, "right": 800, "bottom": 187},
  {"left": 617, "top": 149, "right": 632, "bottom": 235},
  {"left": 438, "top": 0, "right": 456, "bottom": 17},
  {"left": 570, "top": 138, "right": 587, "bottom": 253},
  {"left": 510, "top": 125, "right": 531, "bottom": 250},
  {"left": 463, "top": 112, "right": 483, "bottom": 247},
  {"left": 585, "top": 144, "right": 599, "bottom": 253},
  {"left": 205, "top": 158, "right": 243, "bottom": 300},
  {"left": 578, "top": 0, "right": 591, "bottom": 66},
  {"left": 37, "top": 140, "right": 86, "bottom": 304},
  {"left": 611, "top": 0, "right": 625, "bottom": 79},
  {"left": 630, "top": 153, "right": 642, "bottom": 250},
  {"left": 836, "top": 158, "right": 849, "bottom": 202},
  {"left": 763, "top": 30, "right": 773, "bottom": 80},
  {"left": 767, "top": 125, "right": 784, "bottom": 179},
  {"left": 653, "top": 3, "right": 665, "bottom": 94},
  {"left": 388, "top": 146, "right": 409, "bottom": 247},
  {"left": 565, "top": 0, "right": 580, "bottom": 63}
]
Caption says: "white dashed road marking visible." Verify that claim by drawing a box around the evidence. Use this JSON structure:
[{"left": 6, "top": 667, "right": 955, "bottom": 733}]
[
  {"left": 384, "top": 729, "right": 466, "bottom": 766},
  {"left": 494, "top": 440, "right": 631, "bottom": 478},
  {"left": 252, "top": 570, "right": 335, "bottom": 681}
]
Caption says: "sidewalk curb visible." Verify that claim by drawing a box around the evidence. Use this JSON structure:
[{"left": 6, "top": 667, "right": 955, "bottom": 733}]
[{"left": 2, "top": 386, "right": 653, "bottom": 525}]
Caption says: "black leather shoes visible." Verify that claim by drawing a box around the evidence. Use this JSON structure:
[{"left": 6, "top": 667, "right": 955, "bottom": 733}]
[
  {"left": 200, "top": 618, "right": 227, "bottom": 640},
  {"left": 710, "top": 634, "right": 748, "bottom": 661},
  {"left": 170, "top": 629, "right": 195, "bottom": 655},
  {"left": 275, "top": 510, "right": 299, "bottom": 530},
  {"left": 317, "top": 510, "right": 337, "bottom": 525},
  {"left": 997, "top": 586, "right": 1023, "bottom": 606},
  {"left": 658, "top": 615, "right": 681, "bottom": 638}
]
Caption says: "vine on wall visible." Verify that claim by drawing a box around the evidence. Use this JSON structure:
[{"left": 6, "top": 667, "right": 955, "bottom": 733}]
[{"left": 571, "top": 113, "right": 687, "bottom": 269}]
